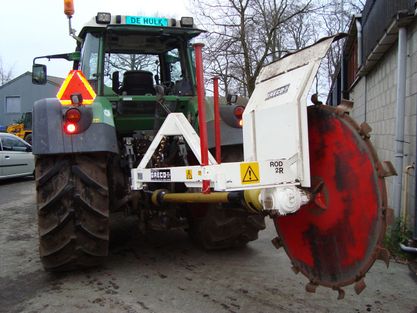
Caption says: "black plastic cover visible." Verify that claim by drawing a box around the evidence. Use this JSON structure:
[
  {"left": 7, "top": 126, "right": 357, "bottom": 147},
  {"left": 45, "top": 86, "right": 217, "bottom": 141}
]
[{"left": 32, "top": 98, "right": 119, "bottom": 155}]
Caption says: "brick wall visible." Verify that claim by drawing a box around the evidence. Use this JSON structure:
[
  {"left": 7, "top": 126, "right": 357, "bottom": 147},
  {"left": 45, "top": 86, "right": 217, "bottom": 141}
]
[{"left": 350, "top": 21, "right": 416, "bottom": 227}]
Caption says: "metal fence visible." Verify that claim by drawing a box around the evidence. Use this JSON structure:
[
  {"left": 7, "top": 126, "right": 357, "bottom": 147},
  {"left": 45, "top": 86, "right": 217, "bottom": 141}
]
[{"left": 361, "top": 0, "right": 415, "bottom": 63}]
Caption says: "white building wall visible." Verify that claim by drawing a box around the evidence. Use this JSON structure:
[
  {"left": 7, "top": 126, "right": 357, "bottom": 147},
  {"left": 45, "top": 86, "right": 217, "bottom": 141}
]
[{"left": 350, "top": 21, "right": 416, "bottom": 227}]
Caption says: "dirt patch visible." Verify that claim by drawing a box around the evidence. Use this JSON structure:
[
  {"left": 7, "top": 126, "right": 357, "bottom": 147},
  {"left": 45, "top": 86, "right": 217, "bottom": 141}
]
[{"left": 0, "top": 271, "right": 47, "bottom": 313}]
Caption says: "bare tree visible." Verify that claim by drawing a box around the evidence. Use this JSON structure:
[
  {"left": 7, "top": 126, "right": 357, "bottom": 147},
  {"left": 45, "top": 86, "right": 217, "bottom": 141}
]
[
  {"left": 106, "top": 54, "right": 156, "bottom": 72},
  {"left": 191, "top": 0, "right": 364, "bottom": 98},
  {"left": 0, "top": 57, "right": 13, "bottom": 86},
  {"left": 192, "top": 0, "right": 315, "bottom": 96}
]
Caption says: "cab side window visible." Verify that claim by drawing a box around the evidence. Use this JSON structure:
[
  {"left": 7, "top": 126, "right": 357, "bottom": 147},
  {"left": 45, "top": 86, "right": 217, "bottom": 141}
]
[{"left": 1, "top": 137, "right": 28, "bottom": 152}]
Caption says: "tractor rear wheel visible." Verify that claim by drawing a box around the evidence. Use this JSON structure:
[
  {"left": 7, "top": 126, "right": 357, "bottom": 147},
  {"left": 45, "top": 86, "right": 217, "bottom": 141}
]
[
  {"left": 36, "top": 153, "right": 109, "bottom": 271},
  {"left": 189, "top": 145, "right": 265, "bottom": 250},
  {"left": 189, "top": 205, "right": 265, "bottom": 250}
]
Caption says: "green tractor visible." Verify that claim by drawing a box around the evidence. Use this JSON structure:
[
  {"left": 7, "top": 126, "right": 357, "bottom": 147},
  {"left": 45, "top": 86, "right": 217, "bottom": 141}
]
[
  {"left": 32, "top": 6, "right": 263, "bottom": 271},
  {"left": 32, "top": 1, "right": 393, "bottom": 297}
]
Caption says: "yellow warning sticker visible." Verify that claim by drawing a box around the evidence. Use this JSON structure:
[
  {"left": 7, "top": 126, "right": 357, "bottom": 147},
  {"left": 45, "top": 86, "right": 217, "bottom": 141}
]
[
  {"left": 240, "top": 162, "right": 260, "bottom": 184},
  {"left": 186, "top": 169, "right": 193, "bottom": 180}
]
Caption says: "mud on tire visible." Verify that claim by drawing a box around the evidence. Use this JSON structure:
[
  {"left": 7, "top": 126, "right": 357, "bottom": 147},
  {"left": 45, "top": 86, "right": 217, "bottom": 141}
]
[{"left": 36, "top": 153, "right": 109, "bottom": 271}]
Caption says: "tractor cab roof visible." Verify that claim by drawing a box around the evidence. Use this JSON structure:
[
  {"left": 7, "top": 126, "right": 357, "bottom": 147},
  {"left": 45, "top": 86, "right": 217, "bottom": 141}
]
[{"left": 79, "top": 14, "right": 204, "bottom": 41}]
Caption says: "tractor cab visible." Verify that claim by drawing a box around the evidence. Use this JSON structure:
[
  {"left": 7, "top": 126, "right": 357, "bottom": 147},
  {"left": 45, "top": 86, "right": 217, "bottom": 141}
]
[
  {"left": 76, "top": 15, "right": 202, "bottom": 98},
  {"left": 76, "top": 15, "right": 204, "bottom": 133},
  {"left": 33, "top": 14, "right": 204, "bottom": 135}
]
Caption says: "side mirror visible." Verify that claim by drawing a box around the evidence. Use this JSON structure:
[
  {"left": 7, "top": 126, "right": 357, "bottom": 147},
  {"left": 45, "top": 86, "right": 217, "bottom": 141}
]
[
  {"left": 226, "top": 94, "right": 238, "bottom": 104},
  {"left": 32, "top": 64, "right": 47, "bottom": 85},
  {"left": 26, "top": 145, "right": 32, "bottom": 153}
]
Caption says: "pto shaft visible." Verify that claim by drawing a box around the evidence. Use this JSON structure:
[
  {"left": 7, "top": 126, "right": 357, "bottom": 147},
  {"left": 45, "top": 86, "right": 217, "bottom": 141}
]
[{"left": 151, "top": 189, "right": 263, "bottom": 213}]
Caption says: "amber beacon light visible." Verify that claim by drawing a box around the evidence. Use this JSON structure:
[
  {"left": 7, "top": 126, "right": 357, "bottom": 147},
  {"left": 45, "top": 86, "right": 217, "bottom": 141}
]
[{"left": 64, "top": 0, "right": 74, "bottom": 17}]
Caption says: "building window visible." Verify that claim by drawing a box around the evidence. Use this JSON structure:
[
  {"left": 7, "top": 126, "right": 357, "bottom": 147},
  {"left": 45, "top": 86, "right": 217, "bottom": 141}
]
[{"left": 5, "top": 96, "right": 21, "bottom": 113}]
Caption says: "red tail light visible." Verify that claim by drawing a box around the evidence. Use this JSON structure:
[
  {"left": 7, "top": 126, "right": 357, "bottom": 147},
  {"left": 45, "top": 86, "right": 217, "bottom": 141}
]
[
  {"left": 64, "top": 122, "right": 77, "bottom": 134},
  {"left": 234, "top": 105, "right": 244, "bottom": 127},
  {"left": 233, "top": 106, "right": 245, "bottom": 119},
  {"left": 65, "top": 108, "right": 81, "bottom": 122},
  {"left": 64, "top": 108, "right": 81, "bottom": 134}
]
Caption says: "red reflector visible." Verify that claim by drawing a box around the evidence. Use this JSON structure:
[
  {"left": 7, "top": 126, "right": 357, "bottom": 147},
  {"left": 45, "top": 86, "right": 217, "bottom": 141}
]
[
  {"left": 65, "top": 123, "right": 77, "bottom": 134},
  {"left": 234, "top": 106, "right": 245, "bottom": 119},
  {"left": 65, "top": 108, "right": 81, "bottom": 122}
]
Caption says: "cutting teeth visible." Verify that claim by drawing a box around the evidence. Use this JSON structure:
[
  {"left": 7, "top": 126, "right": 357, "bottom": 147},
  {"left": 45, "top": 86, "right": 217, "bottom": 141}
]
[
  {"left": 378, "top": 161, "right": 397, "bottom": 178},
  {"left": 271, "top": 236, "right": 283, "bottom": 250},
  {"left": 354, "top": 278, "right": 366, "bottom": 295},
  {"left": 376, "top": 245, "right": 390, "bottom": 268},
  {"left": 333, "top": 287, "right": 345, "bottom": 300},
  {"left": 359, "top": 122, "right": 372, "bottom": 139},
  {"left": 305, "top": 282, "right": 318, "bottom": 293},
  {"left": 310, "top": 93, "right": 323, "bottom": 105},
  {"left": 335, "top": 99, "right": 353, "bottom": 115}
]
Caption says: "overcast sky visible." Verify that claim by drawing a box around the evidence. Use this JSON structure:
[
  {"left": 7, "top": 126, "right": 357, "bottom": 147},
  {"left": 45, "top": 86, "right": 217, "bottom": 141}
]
[{"left": 0, "top": 0, "right": 191, "bottom": 79}]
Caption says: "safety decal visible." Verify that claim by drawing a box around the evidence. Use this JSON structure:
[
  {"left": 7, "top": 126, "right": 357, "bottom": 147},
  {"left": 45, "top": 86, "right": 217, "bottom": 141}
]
[
  {"left": 240, "top": 162, "right": 260, "bottom": 184},
  {"left": 186, "top": 169, "right": 193, "bottom": 180}
]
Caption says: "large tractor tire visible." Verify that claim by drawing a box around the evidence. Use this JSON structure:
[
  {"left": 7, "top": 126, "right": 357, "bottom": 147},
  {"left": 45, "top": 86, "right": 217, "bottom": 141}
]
[
  {"left": 189, "top": 145, "right": 266, "bottom": 250},
  {"left": 189, "top": 205, "right": 266, "bottom": 250},
  {"left": 36, "top": 153, "right": 109, "bottom": 271}
]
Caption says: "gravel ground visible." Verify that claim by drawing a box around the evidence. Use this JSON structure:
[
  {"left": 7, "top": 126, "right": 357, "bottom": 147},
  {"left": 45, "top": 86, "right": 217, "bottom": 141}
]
[{"left": 0, "top": 178, "right": 416, "bottom": 313}]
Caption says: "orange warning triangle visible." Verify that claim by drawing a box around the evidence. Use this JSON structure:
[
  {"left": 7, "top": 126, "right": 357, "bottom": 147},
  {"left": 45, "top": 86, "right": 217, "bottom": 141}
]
[{"left": 56, "top": 70, "right": 96, "bottom": 105}]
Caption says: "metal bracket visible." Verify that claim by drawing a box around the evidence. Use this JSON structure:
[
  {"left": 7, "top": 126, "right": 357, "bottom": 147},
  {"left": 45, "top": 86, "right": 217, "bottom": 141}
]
[{"left": 137, "top": 113, "right": 217, "bottom": 170}]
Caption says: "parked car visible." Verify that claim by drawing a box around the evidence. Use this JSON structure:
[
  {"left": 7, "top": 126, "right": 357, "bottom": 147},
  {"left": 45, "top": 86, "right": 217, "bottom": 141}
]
[{"left": 0, "top": 133, "right": 34, "bottom": 180}]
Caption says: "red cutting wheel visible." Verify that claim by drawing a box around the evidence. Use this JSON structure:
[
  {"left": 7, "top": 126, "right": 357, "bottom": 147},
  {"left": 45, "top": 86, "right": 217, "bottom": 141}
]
[{"left": 274, "top": 105, "right": 388, "bottom": 289}]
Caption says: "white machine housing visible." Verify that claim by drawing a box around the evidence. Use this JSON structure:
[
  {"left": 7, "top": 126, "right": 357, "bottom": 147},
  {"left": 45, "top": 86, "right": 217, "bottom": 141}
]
[
  {"left": 130, "top": 36, "right": 338, "bottom": 214},
  {"left": 243, "top": 36, "right": 336, "bottom": 188}
]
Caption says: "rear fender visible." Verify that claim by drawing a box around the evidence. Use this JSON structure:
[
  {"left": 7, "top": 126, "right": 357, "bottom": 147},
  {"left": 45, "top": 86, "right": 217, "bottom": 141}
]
[
  {"left": 207, "top": 105, "right": 243, "bottom": 149},
  {"left": 32, "top": 98, "right": 118, "bottom": 155}
]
